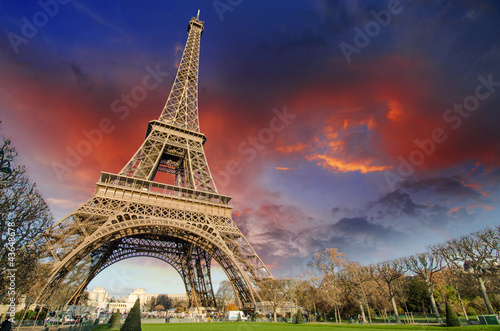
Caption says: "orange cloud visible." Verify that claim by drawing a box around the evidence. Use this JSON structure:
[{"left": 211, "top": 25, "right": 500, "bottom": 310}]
[
  {"left": 307, "top": 154, "right": 390, "bottom": 174},
  {"left": 387, "top": 100, "right": 403, "bottom": 122},
  {"left": 466, "top": 204, "right": 495, "bottom": 212},
  {"left": 275, "top": 143, "right": 307, "bottom": 154},
  {"left": 274, "top": 167, "right": 295, "bottom": 171},
  {"left": 283, "top": 54, "right": 500, "bottom": 176}
]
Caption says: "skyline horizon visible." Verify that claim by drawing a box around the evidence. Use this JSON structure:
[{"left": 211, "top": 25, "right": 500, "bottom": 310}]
[
  {"left": 1, "top": 1, "right": 500, "bottom": 301},
  {"left": 87, "top": 285, "right": 187, "bottom": 298}
]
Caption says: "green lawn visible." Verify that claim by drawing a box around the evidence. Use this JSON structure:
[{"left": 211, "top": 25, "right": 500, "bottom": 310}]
[{"left": 94, "top": 322, "right": 499, "bottom": 331}]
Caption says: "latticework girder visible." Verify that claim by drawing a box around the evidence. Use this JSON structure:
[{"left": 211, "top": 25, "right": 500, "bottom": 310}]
[
  {"left": 32, "top": 13, "right": 272, "bottom": 311},
  {"left": 34, "top": 173, "right": 271, "bottom": 308},
  {"left": 67, "top": 235, "right": 216, "bottom": 307},
  {"left": 120, "top": 121, "right": 217, "bottom": 193}
]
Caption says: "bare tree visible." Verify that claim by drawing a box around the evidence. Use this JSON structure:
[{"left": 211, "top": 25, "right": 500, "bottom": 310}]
[
  {"left": 309, "top": 248, "right": 348, "bottom": 323},
  {"left": 294, "top": 277, "right": 313, "bottom": 318},
  {"left": 0, "top": 137, "right": 53, "bottom": 302},
  {"left": 309, "top": 248, "right": 348, "bottom": 276},
  {"left": 483, "top": 226, "right": 500, "bottom": 293},
  {"left": 369, "top": 259, "right": 407, "bottom": 323},
  {"left": 475, "top": 228, "right": 500, "bottom": 271},
  {"left": 258, "top": 278, "right": 289, "bottom": 322},
  {"left": 0, "top": 139, "right": 12, "bottom": 180},
  {"left": 215, "top": 280, "right": 236, "bottom": 311},
  {"left": 300, "top": 271, "right": 322, "bottom": 321},
  {"left": 431, "top": 232, "right": 496, "bottom": 314},
  {"left": 283, "top": 278, "right": 301, "bottom": 320},
  {"left": 403, "top": 252, "right": 443, "bottom": 321},
  {"left": 337, "top": 262, "right": 373, "bottom": 323}
]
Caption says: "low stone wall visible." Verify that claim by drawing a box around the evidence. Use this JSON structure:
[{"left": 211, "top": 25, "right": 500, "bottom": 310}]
[
  {"left": 165, "top": 317, "right": 206, "bottom": 323},
  {"left": 0, "top": 304, "right": 26, "bottom": 318}
]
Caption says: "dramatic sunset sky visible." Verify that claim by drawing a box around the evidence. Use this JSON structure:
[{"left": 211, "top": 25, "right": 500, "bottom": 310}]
[{"left": 1, "top": 0, "right": 500, "bottom": 299}]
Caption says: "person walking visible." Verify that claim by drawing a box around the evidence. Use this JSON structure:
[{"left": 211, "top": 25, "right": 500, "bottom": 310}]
[{"left": 0, "top": 318, "right": 12, "bottom": 331}]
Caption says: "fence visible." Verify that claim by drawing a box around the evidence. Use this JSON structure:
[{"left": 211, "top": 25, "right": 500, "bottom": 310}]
[{"left": 66, "top": 319, "right": 99, "bottom": 331}]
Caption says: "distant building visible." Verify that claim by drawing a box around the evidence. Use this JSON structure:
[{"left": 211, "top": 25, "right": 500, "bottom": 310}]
[
  {"left": 166, "top": 293, "right": 187, "bottom": 302},
  {"left": 127, "top": 288, "right": 157, "bottom": 308},
  {"left": 125, "top": 289, "right": 187, "bottom": 308},
  {"left": 108, "top": 302, "right": 127, "bottom": 313},
  {"left": 86, "top": 287, "right": 186, "bottom": 312},
  {"left": 116, "top": 296, "right": 128, "bottom": 303},
  {"left": 87, "top": 287, "right": 109, "bottom": 309}
]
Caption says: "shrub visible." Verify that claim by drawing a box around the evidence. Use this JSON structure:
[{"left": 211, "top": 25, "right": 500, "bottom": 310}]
[
  {"left": 491, "top": 293, "right": 500, "bottom": 313},
  {"left": 225, "top": 303, "right": 238, "bottom": 311},
  {"left": 236, "top": 312, "right": 242, "bottom": 322},
  {"left": 445, "top": 300, "right": 460, "bottom": 327},
  {"left": 121, "top": 298, "right": 141, "bottom": 331},
  {"left": 295, "top": 309, "right": 304, "bottom": 324},
  {"left": 467, "top": 296, "right": 487, "bottom": 315},
  {"left": 466, "top": 306, "right": 477, "bottom": 316},
  {"left": 36, "top": 309, "right": 48, "bottom": 321},
  {"left": 108, "top": 311, "right": 121, "bottom": 329}
]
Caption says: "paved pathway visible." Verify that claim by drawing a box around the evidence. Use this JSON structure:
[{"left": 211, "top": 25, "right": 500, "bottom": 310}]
[{"left": 14, "top": 325, "right": 73, "bottom": 331}]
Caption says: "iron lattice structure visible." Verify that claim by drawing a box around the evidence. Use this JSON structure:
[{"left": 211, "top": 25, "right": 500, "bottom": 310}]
[{"left": 33, "top": 13, "right": 272, "bottom": 309}]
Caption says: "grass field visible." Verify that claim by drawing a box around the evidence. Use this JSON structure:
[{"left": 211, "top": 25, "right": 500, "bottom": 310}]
[{"left": 94, "top": 322, "right": 499, "bottom": 331}]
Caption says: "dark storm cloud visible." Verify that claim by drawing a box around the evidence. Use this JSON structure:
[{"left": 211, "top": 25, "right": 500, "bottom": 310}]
[
  {"left": 321, "top": 217, "right": 403, "bottom": 243},
  {"left": 363, "top": 184, "right": 481, "bottom": 230},
  {"left": 371, "top": 190, "right": 424, "bottom": 218},
  {"left": 70, "top": 63, "right": 93, "bottom": 90},
  {"left": 450, "top": 207, "right": 474, "bottom": 223},
  {"left": 232, "top": 198, "right": 412, "bottom": 271},
  {"left": 303, "top": 216, "right": 411, "bottom": 265},
  {"left": 253, "top": 228, "right": 313, "bottom": 256},
  {"left": 486, "top": 167, "right": 500, "bottom": 181},
  {"left": 331, "top": 207, "right": 341, "bottom": 215},
  {"left": 421, "top": 204, "right": 455, "bottom": 228},
  {"left": 244, "top": 214, "right": 408, "bottom": 270},
  {"left": 232, "top": 166, "right": 493, "bottom": 274},
  {"left": 399, "top": 177, "right": 482, "bottom": 199}
]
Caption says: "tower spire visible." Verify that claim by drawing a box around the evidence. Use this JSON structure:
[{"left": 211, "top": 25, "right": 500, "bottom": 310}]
[
  {"left": 118, "top": 14, "right": 215, "bottom": 190},
  {"left": 159, "top": 13, "right": 204, "bottom": 132}
]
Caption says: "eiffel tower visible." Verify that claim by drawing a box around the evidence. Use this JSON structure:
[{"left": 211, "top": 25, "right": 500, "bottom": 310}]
[{"left": 35, "top": 12, "right": 272, "bottom": 310}]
